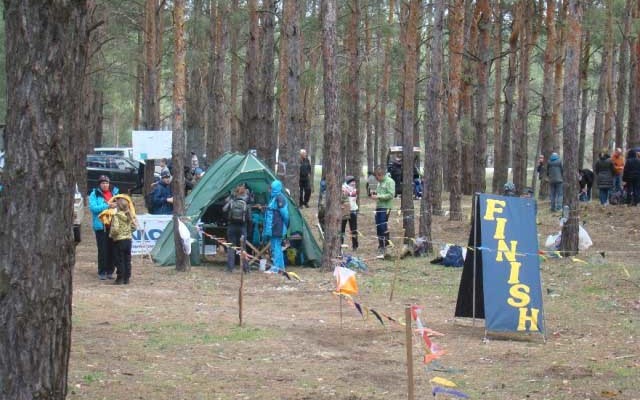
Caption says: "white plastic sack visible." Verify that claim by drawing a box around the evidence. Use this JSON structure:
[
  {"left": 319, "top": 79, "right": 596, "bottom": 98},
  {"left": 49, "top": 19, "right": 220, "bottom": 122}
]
[
  {"left": 178, "top": 219, "right": 193, "bottom": 255},
  {"left": 544, "top": 227, "right": 592, "bottom": 251}
]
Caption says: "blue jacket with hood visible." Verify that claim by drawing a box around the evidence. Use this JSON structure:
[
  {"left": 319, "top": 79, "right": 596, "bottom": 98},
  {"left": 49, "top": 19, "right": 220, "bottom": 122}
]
[
  {"left": 89, "top": 185, "right": 120, "bottom": 231},
  {"left": 263, "top": 180, "right": 289, "bottom": 239}
]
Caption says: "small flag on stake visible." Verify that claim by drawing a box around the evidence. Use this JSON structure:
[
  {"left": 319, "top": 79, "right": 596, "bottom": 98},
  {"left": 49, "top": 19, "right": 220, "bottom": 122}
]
[{"left": 333, "top": 266, "right": 358, "bottom": 295}]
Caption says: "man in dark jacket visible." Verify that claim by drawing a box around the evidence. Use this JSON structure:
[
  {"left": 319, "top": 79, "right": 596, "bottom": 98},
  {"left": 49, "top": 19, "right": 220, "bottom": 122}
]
[
  {"left": 547, "top": 152, "right": 564, "bottom": 211},
  {"left": 299, "top": 149, "right": 312, "bottom": 208},
  {"left": 594, "top": 153, "right": 614, "bottom": 205},
  {"left": 578, "top": 168, "right": 594, "bottom": 202},
  {"left": 151, "top": 171, "right": 174, "bottom": 214},
  {"left": 623, "top": 149, "right": 640, "bottom": 206}
]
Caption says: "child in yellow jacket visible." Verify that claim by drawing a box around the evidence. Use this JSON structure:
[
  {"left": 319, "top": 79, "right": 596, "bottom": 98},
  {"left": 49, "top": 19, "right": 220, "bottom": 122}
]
[{"left": 109, "top": 198, "right": 138, "bottom": 284}]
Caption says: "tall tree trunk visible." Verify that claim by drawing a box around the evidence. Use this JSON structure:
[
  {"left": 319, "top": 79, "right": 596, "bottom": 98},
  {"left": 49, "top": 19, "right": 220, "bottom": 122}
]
[
  {"left": 208, "top": 0, "right": 229, "bottom": 160},
  {"left": 421, "top": 0, "right": 446, "bottom": 251},
  {"left": 143, "top": 0, "right": 162, "bottom": 193},
  {"left": 400, "top": 0, "right": 420, "bottom": 245},
  {"left": 628, "top": 3, "right": 639, "bottom": 149},
  {"left": 578, "top": 32, "right": 590, "bottom": 170},
  {"left": 0, "top": 2, "right": 89, "bottom": 398},
  {"left": 346, "top": 0, "right": 361, "bottom": 187},
  {"left": 172, "top": 0, "right": 190, "bottom": 271},
  {"left": 447, "top": 0, "right": 464, "bottom": 221},
  {"left": 364, "top": 7, "right": 375, "bottom": 175},
  {"left": 538, "top": 0, "right": 556, "bottom": 199},
  {"left": 593, "top": 53, "right": 608, "bottom": 164},
  {"left": 496, "top": 6, "right": 520, "bottom": 199},
  {"left": 602, "top": 0, "right": 614, "bottom": 152},
  {"left": 560, "top": 0, "right": 582, "bottom": 256},
  {"left": 615, "top": 1, "right": 632, "bottom": 150},
  {"left": 242, "top": 0, "right": 260, "bottom": 155},
  {"left": 553, "top": 0, "right": 567, "bottom": 153},
  {"left": 186, "top": 0, "right": 207, "bottom": 163},
  {"left": 320, "top": 0, "right": 343, "bottom": 269},
  {"left": 258, "top": 0, "right": 277, "bottom": 169},
  {"left": 491, "top": 1, "right": 503, "bottom": 194},
  {"left": 460, "top": 0, "right": 476, "bottom": 195},
  {"left": 376, "top": 0, "right": 394, "bottom": 167},
  {"left": 473, "top": 0, "right": 490, "bottom": 195},
  {"left": 280, "top": 0, "right": 304, "bottom": 197},
  {"left": 513, "top": 1, "right": 536, "bottom": 194},
  {"left": 229, "top": 0, "right": 241, "bottom": 146}
]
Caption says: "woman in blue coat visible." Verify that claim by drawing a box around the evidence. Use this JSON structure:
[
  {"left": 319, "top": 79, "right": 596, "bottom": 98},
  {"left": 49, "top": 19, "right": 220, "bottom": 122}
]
[{"left": 263, "top": 180, "right": 289, "bottom": 273}]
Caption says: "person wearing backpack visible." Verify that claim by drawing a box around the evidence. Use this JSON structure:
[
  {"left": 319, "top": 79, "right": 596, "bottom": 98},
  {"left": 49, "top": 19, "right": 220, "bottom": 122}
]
[
  {"left": 263, "top": 180, "right": 289, "bottom": 273},
  {"left": 223, "top": 184, "right": 252, "bottom": 273}
]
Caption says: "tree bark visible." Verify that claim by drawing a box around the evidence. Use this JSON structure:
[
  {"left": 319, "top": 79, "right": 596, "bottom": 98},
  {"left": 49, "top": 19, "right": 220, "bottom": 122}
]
[
  {"left": 538, "top": 0, "right": 556, "bottom": 199},
  {"left": 242, "top": 0, "right": 260, "bottom": 155},
  {"left": 186, "top": 0, "right": 207, "bottom": 163},
  {"left": 400, "top": 0, "right": 420, "bottom": 245},
  {"left": 346, "top": 0, "right": 361, "bottom": 187},
  {"left": 560, "top": 0, "right": 582, "bottom": 256},
  {"left": 615, "top": 1, "right": 632, "bottom": 150},
  {"left": 320, "top": 0, "right": 343, "bottom": 270},
  {"left": 258, "top": 0, "right": 277, "bottom": 169},
  {"left": 447, "top": 0, "right": 464, "bottom": 221},
  {"left": 0, "top": 2, "right": 89, "bottom": 398},
  {"left": 208, "top": 0, "right": 229, "bottom": 161},
  {"left": 491, "top": 1, "right": 503, "bottom": 194},
  {"left": 172, "top": 0, "right": 190, "bottom": 271},
  {"left": 473, "top": 0, "right": 490, "bottom": 195}
]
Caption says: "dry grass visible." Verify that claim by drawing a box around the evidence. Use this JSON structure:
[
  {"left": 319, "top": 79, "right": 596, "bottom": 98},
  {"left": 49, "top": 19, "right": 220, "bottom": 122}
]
[{"left": 68, "top": 194, "right": 640, "bottom": 400}]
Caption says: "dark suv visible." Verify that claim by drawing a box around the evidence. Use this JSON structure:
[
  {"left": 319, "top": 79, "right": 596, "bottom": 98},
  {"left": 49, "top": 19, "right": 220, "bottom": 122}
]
[{"left": 86, "top": 154, "right": 141, "bottom": 193}]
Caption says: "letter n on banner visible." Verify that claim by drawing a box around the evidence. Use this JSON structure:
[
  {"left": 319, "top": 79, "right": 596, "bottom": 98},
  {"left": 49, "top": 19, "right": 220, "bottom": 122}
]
[{"left": 454, "top": 193, "right": 545, "bottom": 336}]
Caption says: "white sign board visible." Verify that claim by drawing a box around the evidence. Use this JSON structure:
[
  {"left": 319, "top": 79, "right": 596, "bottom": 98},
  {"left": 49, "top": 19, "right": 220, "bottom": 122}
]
[
  {"left": 132, "top": 214, "right": 173, "bottom": 255},
  {"left": 132, "top": 130, "right": 172, "bottom": 160}
]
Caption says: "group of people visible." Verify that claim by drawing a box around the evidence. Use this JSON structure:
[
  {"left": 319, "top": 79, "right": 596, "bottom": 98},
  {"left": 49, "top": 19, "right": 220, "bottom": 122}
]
[
  {"left": 89, "top": 175, "right": 138, "bottom": 284},
  {"left": 147, "top": 157, "right": 206, "bottom": 215},
  {"left": 537, "top": 147, "right": 640, "bottom": 209}
]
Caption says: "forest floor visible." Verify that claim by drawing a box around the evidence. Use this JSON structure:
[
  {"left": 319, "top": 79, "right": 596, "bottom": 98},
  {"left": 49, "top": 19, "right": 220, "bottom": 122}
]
[{"left": 67, "top": 192, "right": 639, "bottom": 400}]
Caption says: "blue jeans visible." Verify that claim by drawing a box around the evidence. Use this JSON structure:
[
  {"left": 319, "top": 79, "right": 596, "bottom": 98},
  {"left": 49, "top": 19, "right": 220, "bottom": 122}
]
[
  {"left": 549, "top": 182, "right": 563, "bottom": 211},
  {"left": 599, "top": 188, "right": 611, "bottom": 205},
  {"left": 270, "top": 237, "right": 285, "bottom": 271},
  {"left": 613, "top": 175, "right": 622, "bottom": 192},
  {"left": 375, "top": 208, "right": 391, "bottom": 249}
]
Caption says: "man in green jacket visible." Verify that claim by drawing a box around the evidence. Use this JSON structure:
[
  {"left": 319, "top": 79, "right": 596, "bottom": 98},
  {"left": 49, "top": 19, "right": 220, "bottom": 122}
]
[{"left": 371, "top": 165, "right": 396, "bottom": 259}]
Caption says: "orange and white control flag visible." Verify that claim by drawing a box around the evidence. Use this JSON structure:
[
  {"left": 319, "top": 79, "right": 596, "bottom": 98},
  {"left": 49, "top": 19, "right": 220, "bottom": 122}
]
[{"left": 333, "top": 266, "right": 358, "bottom": 295}]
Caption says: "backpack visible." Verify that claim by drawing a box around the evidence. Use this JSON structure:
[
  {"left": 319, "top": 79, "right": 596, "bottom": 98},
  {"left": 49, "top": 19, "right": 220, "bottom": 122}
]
[
  {"left": 442, "top": 245, "right": 464, "bottom": 267},
  {"left": 228, "top": 198, "right": 248, "bottom": 223}
]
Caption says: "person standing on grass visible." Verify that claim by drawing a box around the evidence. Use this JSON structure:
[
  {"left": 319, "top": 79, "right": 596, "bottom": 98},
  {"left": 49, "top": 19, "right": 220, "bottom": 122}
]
[
  {"left": 547, "top": 152, "right": 564, "bottom": 212},
  {"left": 611, "top": 148, "right": 625, "bottom": 192},
  {"left": 223, "top": 184, "right": 252, "bottom": 273},
  {"left": 594, "top": 152, "right": 615, "bottom": 205},
  {"left": 340, "top": 175, "right": 359, "bottom": 251},
  {"left": 263, "top": 180, "right": 289, "bottom": 273},
  {"left": 622, "top": 149, "right": 640, "bottom": 206},
  {"left": 89, "top": 175, "right": 119, "bottom": 280},
  {"left": 109, "top": 197, "right": 138, "bottom": 285},
  {"left": 371, "top": 165, "right": 395, "bottom": 259},
  {"left": 299, "top": 149, "right": 312, "bottom": 208}
]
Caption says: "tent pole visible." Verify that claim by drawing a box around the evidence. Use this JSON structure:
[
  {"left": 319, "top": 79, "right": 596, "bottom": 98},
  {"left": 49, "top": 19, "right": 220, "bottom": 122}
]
[{"left": 472, "top": 193, "right": 478, "bottom": 328}]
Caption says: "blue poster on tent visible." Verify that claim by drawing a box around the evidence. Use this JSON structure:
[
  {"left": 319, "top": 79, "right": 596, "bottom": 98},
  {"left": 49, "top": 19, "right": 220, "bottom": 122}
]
[{"left": 479, "top": 194, "right": 545, "bottom": 333}]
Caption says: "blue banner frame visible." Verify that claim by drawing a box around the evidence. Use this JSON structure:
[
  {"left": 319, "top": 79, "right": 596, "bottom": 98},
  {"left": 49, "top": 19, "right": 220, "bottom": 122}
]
[{"left": 479, "top": 194, "right": 545, "bottom": 333}]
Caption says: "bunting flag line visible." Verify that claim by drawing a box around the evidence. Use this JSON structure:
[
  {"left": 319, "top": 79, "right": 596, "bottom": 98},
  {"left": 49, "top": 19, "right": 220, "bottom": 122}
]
[
  {"left": 431, "top": 386, "right": 470, "bottom": 398},
  {"left": 430, "top": 377, "right": 457, "bottom": 388}
]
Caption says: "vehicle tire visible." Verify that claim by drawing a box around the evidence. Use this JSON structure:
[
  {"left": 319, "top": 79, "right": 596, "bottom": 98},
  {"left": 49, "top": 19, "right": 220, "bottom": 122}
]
[{"left": 73, "top": 225, "right": 81, "bottom": 244}]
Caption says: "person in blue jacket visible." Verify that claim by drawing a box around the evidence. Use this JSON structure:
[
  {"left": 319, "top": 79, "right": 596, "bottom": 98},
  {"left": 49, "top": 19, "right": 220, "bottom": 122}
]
[
  {"left": 88, "top": 175, "right": 119, "bottom": 280},
  {"left": 263, "top": 180, "right": 289, "bottom": 273},
  {"left": 151, "top": 170, "right": 174, "bottom": 215}
]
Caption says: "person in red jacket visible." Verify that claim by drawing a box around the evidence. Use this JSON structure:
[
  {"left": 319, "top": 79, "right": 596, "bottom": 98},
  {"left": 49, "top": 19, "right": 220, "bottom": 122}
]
[{"left": 611, "top": 148, "right": 625, "bottom": 192}]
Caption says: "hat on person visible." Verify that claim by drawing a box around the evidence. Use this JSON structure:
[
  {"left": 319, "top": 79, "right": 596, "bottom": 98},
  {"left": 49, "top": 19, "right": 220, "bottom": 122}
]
[
  {"left": 161, "top": 170, "right": 171, "bottom": 178},
  {"left": 194, "top": 167, "right": 204, "bottom": 176},
  {"left": 345, "top": 175, "right": 356, "bottom": 184},
  {"left": 98, "top": 175, "right": 110, "bottom": 184}
]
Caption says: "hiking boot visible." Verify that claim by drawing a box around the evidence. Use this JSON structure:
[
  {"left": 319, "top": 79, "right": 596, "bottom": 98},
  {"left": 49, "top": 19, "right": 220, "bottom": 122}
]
[
  {"left": 114, "top": 276, "right": 124, "bottom": 285},
  {"left": 376, "top": 248, "right": 385, "bottom": 259},
  {"left": 98, "top": 273, "right": 107, "bottom": 280},
  {"left": 106, "top": 273, "right": 114, "bottom": 280}
]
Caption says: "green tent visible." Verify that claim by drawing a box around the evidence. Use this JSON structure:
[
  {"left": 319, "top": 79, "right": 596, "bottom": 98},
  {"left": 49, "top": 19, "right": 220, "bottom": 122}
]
[{"left": 150, "top": 152, "right": 322, "bottom": 267}]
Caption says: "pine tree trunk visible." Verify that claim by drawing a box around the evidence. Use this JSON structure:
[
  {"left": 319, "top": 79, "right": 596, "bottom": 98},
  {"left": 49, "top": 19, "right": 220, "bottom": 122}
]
[
  {"left": 346, "top": 0, "right": 361, "bottom": 187},
  {"left": 0, "top": 2, "right": 89, "bottom": 398},
  {"left": 172, "top": 0, "right": 190, "bottom": 271},
  {"left": 473, "top": 0, "right": 490, "bottom": 195},
  {"left": 320, "top": 0, "right": 343, "bottom": 270},
  {"left": 208, "top": 0, "right": 229, "bottom": 160},
  {"left": 242, "top": 0, "right": 260, "bottom": 155},
  {"left": 578, "top": 33, "right": 591, "bottom": 169},
  {"left": 258, "top": 0, "right": 277, "bottom": 169},
  {"left": 539, "top": 0, "right": 556, "bottom": 199},
  {"left": 447, "top": 0, "right": 464, "bottom": 221},
  {"left": 186, "top": 0, "right": 207, "bottom": 162},
  {"left": 560, "top": 0, "right": 582, "bottom": 256},
  {"left": 491, "top": 2, "right": 503, "bottom": 194},
  {"left": 615, "top": 1, "right": 632, "bottom": 149}
]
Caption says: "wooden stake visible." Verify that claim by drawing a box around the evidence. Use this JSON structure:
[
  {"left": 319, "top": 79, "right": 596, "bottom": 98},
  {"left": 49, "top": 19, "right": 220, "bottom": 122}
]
[
  {"left": 238, "top": 235, "right": 245, "bottom": 327},
  {"left": 339, "top": 295, "right": 343, "bottom": 329},
  {"left": 389, "top": 253, "right": 401, "bottom": 301},
  {"left": 405, "top": 306, "right": 415, "bottom": 400}
]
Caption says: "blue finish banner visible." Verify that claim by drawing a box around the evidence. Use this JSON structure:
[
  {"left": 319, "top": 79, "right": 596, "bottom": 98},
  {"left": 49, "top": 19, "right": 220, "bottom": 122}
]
[{"left": 479, "top": 194, "right": 545, "bottom": 333}]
